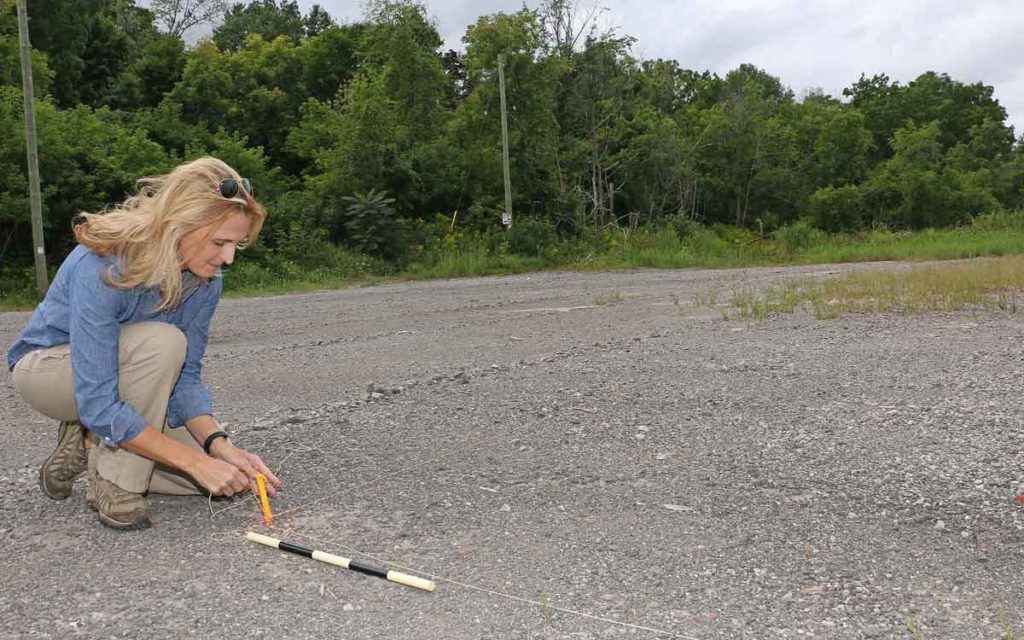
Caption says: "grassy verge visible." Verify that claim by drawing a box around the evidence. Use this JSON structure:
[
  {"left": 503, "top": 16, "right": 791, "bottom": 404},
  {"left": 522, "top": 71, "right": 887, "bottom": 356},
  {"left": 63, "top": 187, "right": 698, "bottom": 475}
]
[
  {"left": 3, "top": 223, "right": 1024, "bottom": 312},
  {"left": 729, "top": 254, "right": 1024, "bottom": 321}
]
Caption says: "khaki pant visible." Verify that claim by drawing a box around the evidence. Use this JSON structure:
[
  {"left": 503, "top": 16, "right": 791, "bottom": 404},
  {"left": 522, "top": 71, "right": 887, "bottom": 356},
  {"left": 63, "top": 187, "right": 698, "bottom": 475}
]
[{"left": 12, "top": 322, "right": 203, "bottom": 495}]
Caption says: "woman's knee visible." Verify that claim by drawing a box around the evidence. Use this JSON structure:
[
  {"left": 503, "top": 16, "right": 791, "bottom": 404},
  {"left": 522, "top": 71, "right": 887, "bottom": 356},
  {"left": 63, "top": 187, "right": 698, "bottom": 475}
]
[
  {"left": 120, "top": 322, "right": 187, "bottom": 371},
  {"left": 10, "top": 347, "right": 79, "bottom": 421}
]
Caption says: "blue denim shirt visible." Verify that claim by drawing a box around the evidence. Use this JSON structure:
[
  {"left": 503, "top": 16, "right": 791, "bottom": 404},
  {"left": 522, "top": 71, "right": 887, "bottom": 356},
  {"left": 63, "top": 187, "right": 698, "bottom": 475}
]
[{"left": 7, "top": 245, "right": 221, "bottom": 444}]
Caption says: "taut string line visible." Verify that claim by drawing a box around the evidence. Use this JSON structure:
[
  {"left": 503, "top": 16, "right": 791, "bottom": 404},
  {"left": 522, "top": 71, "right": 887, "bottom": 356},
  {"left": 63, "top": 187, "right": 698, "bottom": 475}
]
[
  {"left": 287, "top": 528, "right": 700, "bottom": 640},
  {"left": 213, "top": 379, "right": 694, "bottom": 638}
]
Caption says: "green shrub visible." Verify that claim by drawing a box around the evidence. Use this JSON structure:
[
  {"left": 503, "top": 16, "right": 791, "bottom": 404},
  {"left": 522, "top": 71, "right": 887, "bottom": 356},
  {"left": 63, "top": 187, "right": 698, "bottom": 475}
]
[
  {"left": 808, "top": 185, "right": 868, "bottom": 232},
  {"left": 971, "top": 207, "right": 1024, "bottom": 232},
  {"left": 267, "top": 221, "right": 338, "bottom": 268},
  {"left": 666, "top": 217, "right": 704, "bottom": 240},
  {"left": 337, "top": 189, "right": 401, "bottom": 260},
  {"left": 775, "top": 220, "right": 823, "bottom": 257},
  {"left": 0, "top": 267, "right": 42, "bottom": 309},
  {"left": 685, "top": 225, "right": 732, "bottom": 259},
  {"left": 507, "top": 216, "right": 558, "bottom": 257},
  {"left": 626, "top": 226, "right": 685, "bottom": 252}
]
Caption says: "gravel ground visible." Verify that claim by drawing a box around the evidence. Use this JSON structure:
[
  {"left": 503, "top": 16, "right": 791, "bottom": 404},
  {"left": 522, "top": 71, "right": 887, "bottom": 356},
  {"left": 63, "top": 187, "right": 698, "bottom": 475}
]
[{"left": 1, "top": 261, "right": 1022, "bottom": 640}]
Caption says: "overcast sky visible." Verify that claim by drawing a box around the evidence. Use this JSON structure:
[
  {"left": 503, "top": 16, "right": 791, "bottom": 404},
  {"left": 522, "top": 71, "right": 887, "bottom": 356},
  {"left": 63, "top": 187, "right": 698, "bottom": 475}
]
[{"left": 289, "top": 0, "right": 1023, "bottom": 137}]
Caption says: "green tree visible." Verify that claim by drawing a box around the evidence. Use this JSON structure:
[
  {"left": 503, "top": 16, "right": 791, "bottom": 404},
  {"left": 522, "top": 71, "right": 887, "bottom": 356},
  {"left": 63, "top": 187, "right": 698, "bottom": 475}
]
[
  {"left": 0, "top": 86, "right": 32, "bottom": 239},
  {"left": 294, "top": 0, "right": 451, "bottom": 235},
  {"left": 945, "top": 118, "right": 1019, "bottom": 213},
  {"left": 165, "top": 35, "right": 306, "bottom": 168},
  {"left": 845, "top": 71, "right": 1011, "bottom": 163},
  {"left": 295, "top": 24, "right": 364, "bottom": 101},
  {"left": 108, "top": 33, "right": 185, "bottom": 109},
  {"left": 165, "top": 41, "right": 236, "bottom": 125},
  {"left": 440, "top": 49, "right": 469, "bottom": 107},
  {"left": 299, "top": 68, "right": 408, "bottom": 209},
  {"left": 636, "top": 60, "right": 722, "bottom": 114},
  {"left": 699, "top": 65, "right": 798, "bottom": 227},
  {"left": 842, "top": 73, "right": 902, "bottom": 164},
  {"left": 557, "top": 35, "right": 641, "bottom": 227},
  {"left": 901, "top": 72, "right": 1010, "bottom": 151},
  {"left": 0, "top": 87, "right": 173, "bottom": 260},
  {"left": 127, "top": 100, "right": 207, "bottom": 156},
  {"left": 452, "top": 8, "right": 562, "bottom": 227},
  {"left": 302, "top": 3, "right": 334, "bottom": 37},
  {"left": 360, "top": 0, "right": 446, "bottom": 140},
  {"left": 788, "top": 97, "right": 872, "bottom": 198},
  {"left": 0, "top": 0, "right": 54, "bottom": 93},
  {"left": 865, "top": 121, "right": 958, "bottom": 228},
  {"left": 21, "top": 0, "right": 142, "bottom": 107},
  {"left": 612, "top": 104, "right": 701, "bottom": 222},
  {"left": 214, "top": 0, "right": 304, "bottom": 52}
]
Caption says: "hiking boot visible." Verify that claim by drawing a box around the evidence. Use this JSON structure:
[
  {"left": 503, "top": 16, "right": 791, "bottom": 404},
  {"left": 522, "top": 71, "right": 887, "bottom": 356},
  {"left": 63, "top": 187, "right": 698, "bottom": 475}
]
[
  {"left": 86, "top": 472, "right": 151, "bottom": 531},
  {"left": 39, "top": 421, "right": 88, "bottom": 500}
]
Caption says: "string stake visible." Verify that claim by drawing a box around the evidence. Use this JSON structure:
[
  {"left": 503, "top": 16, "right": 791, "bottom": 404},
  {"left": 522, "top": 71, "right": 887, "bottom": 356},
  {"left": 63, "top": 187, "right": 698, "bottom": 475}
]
[
  {"left": 245, "top": 532, "right": 436, "bottom": 592},
  {"left": 255, "top": 474, "right": 273, "bottom": 524}
]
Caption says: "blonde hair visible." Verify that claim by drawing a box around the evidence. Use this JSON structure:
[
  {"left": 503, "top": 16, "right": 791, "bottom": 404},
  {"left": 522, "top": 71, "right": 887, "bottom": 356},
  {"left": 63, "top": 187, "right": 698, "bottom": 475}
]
[{"left": 74, "top": 156, "right": 267, "bottom": 310}]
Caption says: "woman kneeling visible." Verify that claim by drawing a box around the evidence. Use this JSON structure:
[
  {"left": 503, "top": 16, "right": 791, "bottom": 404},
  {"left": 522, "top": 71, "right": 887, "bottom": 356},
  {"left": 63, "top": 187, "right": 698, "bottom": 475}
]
[{"left": 8, "top": 156, "right": 282, "bottom": 530}]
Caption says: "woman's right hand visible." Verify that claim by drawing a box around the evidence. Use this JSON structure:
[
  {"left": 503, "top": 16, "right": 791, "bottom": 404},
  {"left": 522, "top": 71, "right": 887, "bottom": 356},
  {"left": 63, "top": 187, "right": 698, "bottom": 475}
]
[
  {"left": 120, "top": 426, "right": 252, "bottom": 496},
  {"left": 190, "top": 456, "right": 251, "bottom": 496}
]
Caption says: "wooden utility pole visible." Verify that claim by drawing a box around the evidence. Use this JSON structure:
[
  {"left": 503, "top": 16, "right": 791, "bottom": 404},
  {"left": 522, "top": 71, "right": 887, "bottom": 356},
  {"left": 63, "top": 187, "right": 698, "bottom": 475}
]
[
  {"left": 16, "top": 0, "right": 48, "bottom": 293},
  {"left": 497, "top": 54, "right": 513, "bottom": 229}
]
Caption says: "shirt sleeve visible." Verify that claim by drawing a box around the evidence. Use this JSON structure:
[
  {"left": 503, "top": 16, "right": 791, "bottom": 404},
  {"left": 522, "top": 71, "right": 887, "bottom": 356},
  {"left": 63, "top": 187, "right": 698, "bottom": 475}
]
[
  {"left": 166, "top": 278, "right": 221, "bottom": 427},
  {"left": 68, "top": 261, "right": 148, "bottom": 445}
]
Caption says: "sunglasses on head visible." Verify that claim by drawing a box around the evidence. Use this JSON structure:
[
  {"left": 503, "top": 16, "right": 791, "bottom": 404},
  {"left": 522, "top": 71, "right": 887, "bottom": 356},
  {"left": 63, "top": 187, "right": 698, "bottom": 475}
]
[{"left": 219, "top": 178, "right": 253, "bottom": 199}]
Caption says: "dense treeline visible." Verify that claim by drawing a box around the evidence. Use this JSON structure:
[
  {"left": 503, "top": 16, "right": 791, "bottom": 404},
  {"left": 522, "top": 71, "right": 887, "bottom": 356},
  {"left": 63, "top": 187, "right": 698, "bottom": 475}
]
[{"left": 1, "top": 0, "right": 1022, "bottom": 272}]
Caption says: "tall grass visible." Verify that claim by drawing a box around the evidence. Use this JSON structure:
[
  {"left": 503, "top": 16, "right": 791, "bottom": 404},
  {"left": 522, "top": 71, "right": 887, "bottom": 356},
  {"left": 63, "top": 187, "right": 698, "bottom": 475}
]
[
  {"left": 730, "top": 255, "right": 1024, "bottom": 321},
  {"left": 402, "top": 248, "right": 547, "bottom": 280},
  {"left": 799, "top": 229, "right": 1024, "bottom": 264},
  {"left": 3, "top": 217, "right": 1024, "bottom": 311}
]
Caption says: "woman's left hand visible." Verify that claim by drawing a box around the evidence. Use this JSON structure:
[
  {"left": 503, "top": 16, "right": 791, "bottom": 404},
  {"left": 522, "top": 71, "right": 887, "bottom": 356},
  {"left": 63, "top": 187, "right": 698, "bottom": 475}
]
[{"left": 210, "top": 441, "right": 282, "bottom": 496}]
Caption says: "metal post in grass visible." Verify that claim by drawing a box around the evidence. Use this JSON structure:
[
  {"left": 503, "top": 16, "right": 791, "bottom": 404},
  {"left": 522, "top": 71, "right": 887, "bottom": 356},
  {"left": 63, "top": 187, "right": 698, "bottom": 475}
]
[{"left": 16, "top": 0, "right": 48, "bottom": 293}]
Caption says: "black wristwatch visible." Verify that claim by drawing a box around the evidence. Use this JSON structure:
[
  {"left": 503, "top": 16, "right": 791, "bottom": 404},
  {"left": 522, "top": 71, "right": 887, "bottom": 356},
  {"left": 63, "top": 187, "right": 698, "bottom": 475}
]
[{"left": 203, "top": 430, "right": 229, "bottom": 454}]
